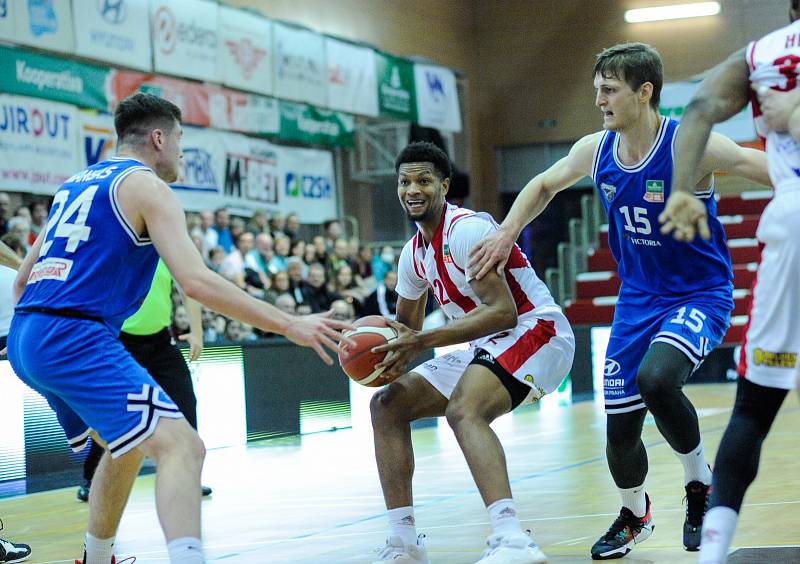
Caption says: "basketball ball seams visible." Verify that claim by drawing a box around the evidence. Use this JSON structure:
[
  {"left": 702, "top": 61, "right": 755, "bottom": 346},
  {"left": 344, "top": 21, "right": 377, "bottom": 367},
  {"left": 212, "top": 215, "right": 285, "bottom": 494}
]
[{"left": 338, "top": 320, "right": 398, "bottom": 386}]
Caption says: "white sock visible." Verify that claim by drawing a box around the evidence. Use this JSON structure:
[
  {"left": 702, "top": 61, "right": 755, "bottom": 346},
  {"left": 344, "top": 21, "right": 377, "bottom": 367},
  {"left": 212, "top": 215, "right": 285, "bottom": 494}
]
[
  {"left": 487, "top": 498, "right": 524, "bottom": 536},
  {"left": 84, "top": 532, "right": 114, "bottom": 564},
  {"left": 618, "top": 484, "right": 647, "bottom": 518},
  {"left": 167, "top": 537, "right": 204, "bottom": 564},
  {"left": 387, "top": 506, "right": 417, "bottom": 546},
  {"left": 676, "top": 441, "right": 713, "bottom": 485},
  {"left": 699, "top": 506, "right": 738, "bottom": 564}
]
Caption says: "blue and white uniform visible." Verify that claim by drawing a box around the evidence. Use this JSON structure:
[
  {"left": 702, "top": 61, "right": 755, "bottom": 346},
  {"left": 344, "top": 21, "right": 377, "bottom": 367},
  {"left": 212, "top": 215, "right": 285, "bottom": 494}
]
[
  {"left": 592, "top": 117, "right": 734, "bottom": 414},
  {"left": 8, "top": 157, "right": 182, "bottom": 458}
]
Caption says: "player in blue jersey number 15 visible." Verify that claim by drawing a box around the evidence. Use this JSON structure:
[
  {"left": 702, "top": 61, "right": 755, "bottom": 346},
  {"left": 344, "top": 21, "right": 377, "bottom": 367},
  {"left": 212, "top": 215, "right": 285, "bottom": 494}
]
[{"left": 469, "top": 43, "right": 770, "bottom": 560}]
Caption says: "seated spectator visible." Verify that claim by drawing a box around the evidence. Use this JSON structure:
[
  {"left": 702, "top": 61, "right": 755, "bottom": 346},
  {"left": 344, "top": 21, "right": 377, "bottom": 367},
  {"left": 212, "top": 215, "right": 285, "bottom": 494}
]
[
  {"left": 353, "top": 245, "right": 373, "bottom": 285},
  {"left": 13, "top": 206, "right": 31, "bottom": 223},
  {"left": 300, "top": 262, "right": 339, "bottom": 313},
  {"left": 196, "top": 210, "right": 214, "bottom": 258},
  {"left": 7, "top": 217, "right": 31, "bottom": 252},
  {"left": 248, "top": 210, "right": 268, "bottom": 235},
  {"left": 172, "top": 304, "right": 190, "bottom": 337},
  {"left": 245, "top": 233, "right": 274, "bottom": 285},
  {"left": 29, "top": 200, "right": 48, "bottom": 242},
  {"left": 268, "top": 234, "right": 291, "bottom": 274},
  {"left": 264, "top": 270, "right": 290, "bottom": 304},
  {"left": 221, "top": 232, "right": 254, "bottom": 290},
  {"left": 284, "top": 212, "right": 301, "bottom": 242},
  {"left": 372, "top": 245, "right": 397, "bottom": 284},
  {"left": 274, "top": 292, "right": 297, "bottom": 315},
  {"left": 331, "top": 264, "right": 365, "bottom": 317},
  {"left": 210, "top": 208, "right": 233, "bottom": 253},
  {"left": 0, "top": 192, "right": 10, "bottom": 236},
  {"left": 226, "top": 319, "right": 257, "bottom": 342},
  {"left": 326, "top": 238, "right": 353, "bottom": 282},
  {"left": 286, "top": 257, "right": 308, "bottom": 307},
  {"left": 290, "top": 239, "right": 305, "bottom": 261},
  {"left": 208, "top": 246, "right": 226, "bottom": 273},
  {"left": 230, "top": 217, "right": 246, "bottom": 242},
  {"left": 311, "top": 235, "right": 328, "bottom": 264},
  {"left": 323, "top": 219, "right": 342, "bottom": 252},
  {"left": 330, "top": 299, "right": 355, "bottom": 322},
  {"left": 363, "top": 270, "right": 399, "bottom": 319},
  {"left": 201, "top": 308, "right": 220, "bottom": 342},
  {"left": 303, "top": 242, "right": 319, "bottom": 266},
  {"left": 270, "top": 212, "right": 286, "bottom": 240}
]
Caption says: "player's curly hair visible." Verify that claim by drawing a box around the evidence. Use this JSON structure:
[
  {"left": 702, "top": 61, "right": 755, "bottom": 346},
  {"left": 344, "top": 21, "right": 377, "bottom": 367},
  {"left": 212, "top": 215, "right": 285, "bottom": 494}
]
[
  {"left": 594, "top": 43, "right": 663, "bottom": 110},
  {"left": 395, "top": 141, "right": 452, "bottom": 180},
  {"left": 114, "top": 93, "right": 182, "bottom": 145}
]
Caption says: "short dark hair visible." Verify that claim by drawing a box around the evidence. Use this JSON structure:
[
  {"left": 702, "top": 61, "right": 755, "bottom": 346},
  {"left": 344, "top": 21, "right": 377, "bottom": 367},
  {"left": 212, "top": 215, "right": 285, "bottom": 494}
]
[
  {"left": 114, "top": 93, "right": 182, "bottom": 145},
  {"left": 395, "top": 141, "right": 452, "bottom": 180},
  {"left": 593, "top": 43, "right": 663, "bottom": 109}
]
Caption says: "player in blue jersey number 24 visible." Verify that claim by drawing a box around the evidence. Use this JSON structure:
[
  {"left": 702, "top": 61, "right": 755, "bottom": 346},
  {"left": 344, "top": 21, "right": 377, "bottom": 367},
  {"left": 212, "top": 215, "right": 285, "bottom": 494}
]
[{"left": 469, "top": 43, "right": 770, "bottom": 560}]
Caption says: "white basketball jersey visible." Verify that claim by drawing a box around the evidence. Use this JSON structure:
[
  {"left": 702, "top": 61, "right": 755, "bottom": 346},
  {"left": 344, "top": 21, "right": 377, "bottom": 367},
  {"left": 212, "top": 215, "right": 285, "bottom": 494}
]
[
  {"left": 396, "top": 204, "right": 562, "bottom": 339},
  {"left": 748, "top": 19, "right": 800, "bottom": 194}
]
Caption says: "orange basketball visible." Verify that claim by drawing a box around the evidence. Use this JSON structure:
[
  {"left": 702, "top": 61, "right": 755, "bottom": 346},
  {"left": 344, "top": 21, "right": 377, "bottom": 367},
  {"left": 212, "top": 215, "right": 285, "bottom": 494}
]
[{"left": 338, "top": 315, "right": 398, "bottom": 387}]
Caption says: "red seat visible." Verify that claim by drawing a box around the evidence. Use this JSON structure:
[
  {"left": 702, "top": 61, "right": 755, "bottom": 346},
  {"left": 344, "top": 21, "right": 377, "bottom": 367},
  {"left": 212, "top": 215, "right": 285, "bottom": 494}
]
[
  {"left": 587, "top": 248, "right": 617, "bottom": 272},
  {"left": 565, "top": 299, "right": 614, "bottom": 325},
  {"left": 716, "top": 195, "right": 771, "bottom": 216},
  {"left": 723, "top": 216, "right": 760, "bottom": 240},
  {"left": 728, "top": 244, "right": 760, "bottom": 264}
]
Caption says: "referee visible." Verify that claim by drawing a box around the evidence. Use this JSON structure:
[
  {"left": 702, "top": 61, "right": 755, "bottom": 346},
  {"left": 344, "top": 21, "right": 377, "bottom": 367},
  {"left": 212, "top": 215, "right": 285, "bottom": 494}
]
[{"left": 77, "top": 259, "right": 212, "bottom": 500}]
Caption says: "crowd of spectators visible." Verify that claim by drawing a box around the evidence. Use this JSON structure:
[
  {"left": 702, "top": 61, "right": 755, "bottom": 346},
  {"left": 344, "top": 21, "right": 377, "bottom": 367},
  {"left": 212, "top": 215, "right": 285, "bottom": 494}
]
[{"left": 1, "top": 195, "right": 408, "bottom": 343}]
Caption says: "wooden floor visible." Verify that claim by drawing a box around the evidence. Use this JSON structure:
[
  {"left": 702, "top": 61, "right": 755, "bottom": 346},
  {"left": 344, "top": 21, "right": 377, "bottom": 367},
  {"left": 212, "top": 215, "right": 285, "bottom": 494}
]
[{"left": 2, "top": 383, "right": 799, "bottom": 563}]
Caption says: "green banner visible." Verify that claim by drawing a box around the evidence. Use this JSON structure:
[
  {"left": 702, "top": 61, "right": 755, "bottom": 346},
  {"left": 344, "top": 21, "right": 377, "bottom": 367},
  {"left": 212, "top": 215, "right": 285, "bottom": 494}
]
[
  {"left": 375, "top": 52, "right": 417, "bottom": 121},
  {"left": 279, "top": 101, "right": 354, "bottom": 147},
  {"left": 0, "top": 45, "right": 110, "bottom": 111}
]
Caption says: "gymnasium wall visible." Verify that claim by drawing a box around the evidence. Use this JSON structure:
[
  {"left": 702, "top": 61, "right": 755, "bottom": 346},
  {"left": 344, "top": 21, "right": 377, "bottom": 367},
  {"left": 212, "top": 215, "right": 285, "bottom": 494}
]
[{"left": 231, "top": 0, "right": 789, "bottom": 214}]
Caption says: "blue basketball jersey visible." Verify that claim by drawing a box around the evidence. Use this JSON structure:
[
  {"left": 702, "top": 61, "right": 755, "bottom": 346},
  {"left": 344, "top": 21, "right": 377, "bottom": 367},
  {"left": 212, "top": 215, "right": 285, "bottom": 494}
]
[
  {"left": 592, "top": 117, "right": 732, "bottom": 295},
  {"left": 17, "top": 157, "right": 159, "bottom": 331}
]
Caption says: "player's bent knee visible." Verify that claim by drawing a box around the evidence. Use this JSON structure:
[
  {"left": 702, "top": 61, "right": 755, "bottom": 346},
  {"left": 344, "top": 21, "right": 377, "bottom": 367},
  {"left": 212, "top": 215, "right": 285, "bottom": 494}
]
[{"left": 138, "top": 417, "right": 205, "bottom": 463}]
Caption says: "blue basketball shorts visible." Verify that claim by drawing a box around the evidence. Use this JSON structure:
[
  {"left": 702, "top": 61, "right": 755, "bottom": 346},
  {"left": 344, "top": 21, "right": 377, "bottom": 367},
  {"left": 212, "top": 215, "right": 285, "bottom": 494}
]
[
  {"left": 7, "top": 312, "right": 183, "bottom": 458},
  {"left": 602, "top": 288, "right": 732, "bottom": 414}
]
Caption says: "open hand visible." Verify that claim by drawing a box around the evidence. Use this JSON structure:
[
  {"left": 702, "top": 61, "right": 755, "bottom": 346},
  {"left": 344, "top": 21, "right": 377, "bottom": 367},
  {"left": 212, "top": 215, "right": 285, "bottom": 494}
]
[
  {"left": 659, "top": 191, "right": 710, "bottom": 241},
  {"left": 468, "top": 228, "right": 515, "bottom": 280},
  {"left": 285, "top": 310, "right": 355, "bottom": 365}
]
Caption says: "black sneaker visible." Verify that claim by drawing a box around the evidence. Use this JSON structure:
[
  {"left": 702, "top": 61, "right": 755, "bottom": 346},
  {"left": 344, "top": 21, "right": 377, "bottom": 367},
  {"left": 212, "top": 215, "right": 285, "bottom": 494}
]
[
  {"left": 591, "top": 494, "right": 654, "bottom": 560},
  {"left": 77, "top": 480, "right": 91, "bottom": 503},
  {"left": 684, "top": 481, "right": 711, "bottom": 551},
  {"left": 0, "top": 536, "right": 31, "bottom": 563}
]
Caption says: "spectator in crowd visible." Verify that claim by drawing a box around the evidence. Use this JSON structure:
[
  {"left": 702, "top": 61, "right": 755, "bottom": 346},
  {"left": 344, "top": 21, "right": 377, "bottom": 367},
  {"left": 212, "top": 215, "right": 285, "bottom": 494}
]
[
  {"left": 0, "top": 192, "right": 10, "bottom": 236},
  {"left": 221, "top": 232, "right": 254, "bottom": 290},
  {"left": 326, "top": 238, "right": 353, "bottom": 283},
  {"left": 304, "top": 241, "right": 320, "bottom": 266},
  {"left": 210, "top": 207, "right": 233, "bottom": 253},
  {"left": 353, "top": 245, "right": 373, "bottom": 285},
  {"left": 312, "top": 235, "right": 328, "bottom": 264},
  {"left": 330, "top": 299, "right": 355, "bottom": 322},
  {"left": 6, "top": 217, "right": 31, "bottom": 253},
  {"left": 208, "top": 246, "right": 226, "bottom": 273},
  {"left": 268, "top": 234, "right": 291, "bottom": 274},
  {"left": 284, "top": 212, "right": 301, "bottom": 241},
  {"left": 13, "top": 206, "right": 30, "bottom": 223},
  {"left": 290, "top": 239, "right": 305, "bottom": 261},
  {"left": 226, "top": 320, "right": 256, "bottom": 342},
  {"left": 274, "top": 293, "right": 297, "bottom": 316},
  {"left": 301, "top": 262, "right": 339, "bottom": 313},
  {"left": 362, "top": 270, "right": 399, "bottom": 319},
  {"left": 331, "top": 264, "right": 365, "bottom": 317},
  {"left": 1, "top": 234, "right": 25, "bottom": 260},
  {"left": 286, "top": 258, "right": 308, "bottom": 307},
  {"left": 248, "top": 210, "right": 268, "bottom": 235},
  {"left": 196, "top": 210, "right": 215, "bottom": 258},
  {"left": 201, "top": 308, "right": 220, "bottom": 342},
  {"left": 172, "top": 304, "right": 190, "bottom": 336},
  {"left": 245, "top": 233, "right": 274, "bottom": 287},
  {"left": 28, "top": 200, "right": 48, "bottom": 242},
  {"left": 323, "top": 219, "right": 342, "bottom": 252},
  {"left": 230, "top": 217, "right": 246, "bottom": 242},
  {"left": 270, "top": 212, "right": 286, "bottom": 240},
  {"left": 267, "top": 271, "right": 291, "bottom": 303},
  {"left": 371, "top": 244, "right": 397, "bottom": 284}
]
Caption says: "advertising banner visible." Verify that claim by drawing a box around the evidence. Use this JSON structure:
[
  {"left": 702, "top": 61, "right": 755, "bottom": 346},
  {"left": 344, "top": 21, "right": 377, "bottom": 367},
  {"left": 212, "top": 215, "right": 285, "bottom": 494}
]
[
  {"left": 325, "top": 37, "right": 378, "bottom": 117},
  {"left": 219, "top": 5, "right": 273, "bottom": 95},
  {"left": 0, "top": 0, "right": 16, "bottom": 41},
  {"left": 73, "top": 0, "right": 152, "bottom": 72},
  {"left": 14, "top": 0, "right": 75, "bottom": 53},
  {"left": 0, "top": 94, "right": 79, "bottom": 194},
  {"left": 171, "top": 125, "right": 227, "bottom": 211},
  {"left": 151, "top": 0, "right": 219, "bottom": 82},
  {"left": 0, "top": 45, "right": 110, "bottom": 111},
  {"left": 660, "top": 81, "right": 756, "bottom": 142},
  {"left": 273, "top": 22, "right": 326, "bottom": 107},
  {"left": 279, "top": 101, "right": 354, "bottom": 147},
  {"left": 221, "top": 133, "right": 281, "bottom": 212},
  {"left": 277, "top": 145, "right": 336, "bottom": 223},
  {"left": 414, "top": 64, "right": 462, "bottom": 132},
  {"left": 78, "top": 111, "right": 116, "bottom": 168},
  {"left": 375, "top": 51, "right": 416, "bottom": 121},
  {"left": 209, "top": 91, "right": 280, "bottom": 136}
]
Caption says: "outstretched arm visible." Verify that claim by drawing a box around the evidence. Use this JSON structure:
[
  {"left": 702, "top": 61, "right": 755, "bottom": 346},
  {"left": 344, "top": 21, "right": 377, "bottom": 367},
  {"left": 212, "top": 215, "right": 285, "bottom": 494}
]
[
  {"left": 468, "top": 132, "right": 599, "bottom": 279},
  {"left": 0, "top": 240, "right": 22, "bottom": 270},
  {"left": 660, "top": 48, "right": 751, "bottom": 241}
]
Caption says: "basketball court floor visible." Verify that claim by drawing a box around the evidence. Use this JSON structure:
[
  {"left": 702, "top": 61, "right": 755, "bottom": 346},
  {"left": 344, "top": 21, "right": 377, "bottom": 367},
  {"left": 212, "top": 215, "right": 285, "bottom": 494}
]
[{"left": 3, "top": 382, "right": 798, "bottom": 563}]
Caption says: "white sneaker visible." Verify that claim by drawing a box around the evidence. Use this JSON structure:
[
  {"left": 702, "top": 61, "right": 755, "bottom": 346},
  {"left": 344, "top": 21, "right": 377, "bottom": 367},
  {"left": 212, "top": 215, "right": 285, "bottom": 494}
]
[
  {"left": 372, "top": 534, "right": 429, "bottom": 563},
  {"left": 476, "top": 531, "right": 547, "bottom": 563}
]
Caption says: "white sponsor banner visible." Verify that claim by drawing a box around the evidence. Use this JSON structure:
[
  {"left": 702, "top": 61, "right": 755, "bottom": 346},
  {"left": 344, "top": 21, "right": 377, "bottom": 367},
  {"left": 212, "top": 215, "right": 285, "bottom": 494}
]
[
  {"left": 0, "top": 0, "right": 16, "bottom": 42},
  {"left": 220, "top": 133, "right": 282, "bottom": 212},
  {"left": 273, "top": 22, "right": 326, "bottom": 107},
  {"left": 78, "top": 111, "right": 117, "bottom": 168},
  {"left": 277, "top": 145, "right": 336, "bottom": 223},
  {"left": 209, "top": 92, "right": 280, "bottom": 136},
  {"left": 171, "top": 125, "right": 227, "bottom": 211},
  {"left": 151, "top": 0, "right": 219, "bottom": 82},
  {"left": 414, "top": 64, "right": 462, "bottom": 132},
  {"left": 660, "top": 82, "right": 757, "bottom": 142},
  {"left": 14, "top": 0, "right": 75, "bottom": 53},
  {"left": 219, "top": 6, "right": 273, "bottom": 95},
  {"left": 0, "top": 94, "right": 79, "bottom": 194},
  {"left": 73, "top": 0, "right": 152, "bottom": 71},
  {"left": 325, "top": 37, "right": 378, "bottom": 117}
]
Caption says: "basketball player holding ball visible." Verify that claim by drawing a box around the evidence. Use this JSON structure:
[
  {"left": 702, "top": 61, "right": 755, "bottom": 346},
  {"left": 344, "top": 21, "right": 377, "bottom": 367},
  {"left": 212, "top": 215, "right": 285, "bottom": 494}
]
[{"left": 368, "top": 142, "right": 574, "bottom": 564}]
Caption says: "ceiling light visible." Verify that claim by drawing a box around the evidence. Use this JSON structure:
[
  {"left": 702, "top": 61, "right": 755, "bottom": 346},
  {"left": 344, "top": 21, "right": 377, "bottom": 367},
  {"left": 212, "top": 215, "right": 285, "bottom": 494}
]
[{"left": 624, "top": 2, "right": 720, "bottom": 23}]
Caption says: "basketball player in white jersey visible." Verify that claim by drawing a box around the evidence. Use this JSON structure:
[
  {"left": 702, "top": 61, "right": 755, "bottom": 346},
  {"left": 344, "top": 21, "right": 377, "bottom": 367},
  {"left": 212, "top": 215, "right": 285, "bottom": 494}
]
[
  {"left": 660, "top": 2, "right": 800, "bottom": 562},
  {"left": 368, "top": 141, "right": 574, "bottom": 564}
]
